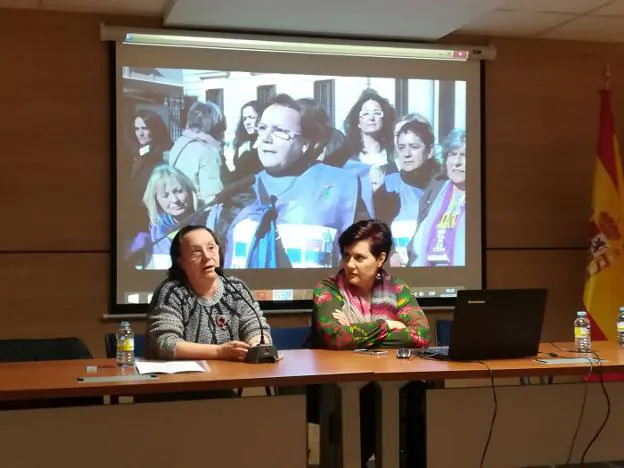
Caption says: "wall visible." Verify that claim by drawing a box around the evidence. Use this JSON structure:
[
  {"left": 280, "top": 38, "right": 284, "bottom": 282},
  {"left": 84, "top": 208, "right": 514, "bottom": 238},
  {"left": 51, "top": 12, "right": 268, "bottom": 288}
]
[
  {"left": 482, "top": 37, "right": 624, "bottom": 341},
  {"left": 0, "top": 8, "right": 621, "bottom": 356}
]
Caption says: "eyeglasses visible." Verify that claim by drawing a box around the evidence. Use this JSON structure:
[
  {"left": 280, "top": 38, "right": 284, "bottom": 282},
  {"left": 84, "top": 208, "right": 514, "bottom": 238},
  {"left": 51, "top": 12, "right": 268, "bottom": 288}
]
[
  {"left": 190, "top": 245, "right": 217, "bottom": 261},
  {"left": 256, "top": 123, "right": 301, "bottom": 141},
  {"left": 359, "top": 110, "right": 384, "bottom": 119},
  {"left": 447, "top": 150, "right": 466, "bottom": 159}
]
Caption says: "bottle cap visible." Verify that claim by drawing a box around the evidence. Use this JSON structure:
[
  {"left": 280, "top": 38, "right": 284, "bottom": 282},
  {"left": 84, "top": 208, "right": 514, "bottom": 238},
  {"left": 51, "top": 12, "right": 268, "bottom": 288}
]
[{"left": 577, "top": 311, "right": 587, "bottom": 316}]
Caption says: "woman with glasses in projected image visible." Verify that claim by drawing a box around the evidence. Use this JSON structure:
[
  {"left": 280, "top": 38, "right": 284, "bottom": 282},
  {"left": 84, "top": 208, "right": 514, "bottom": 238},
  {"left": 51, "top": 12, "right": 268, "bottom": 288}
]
[
  {"left": 325, "top": 89, "right": 397, "bottom": 218},
  {"left": 306, "top": 219, "right": 430, "bottom": 468},
  {"left": 208, "top": 94, "right": 368, "bottom": 270},
  {"left": 128, "top": 165, "right": 207, "bottom": 270},
  {"left": 408, "top": 128, "right": 466, "bottom": 267}
]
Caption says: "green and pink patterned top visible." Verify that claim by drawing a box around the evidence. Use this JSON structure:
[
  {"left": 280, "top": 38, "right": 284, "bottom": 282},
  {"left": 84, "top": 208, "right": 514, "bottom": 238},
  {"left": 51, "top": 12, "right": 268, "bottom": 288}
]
[{"left": 309, "top": 272, "right": 430, "bottom": 350}]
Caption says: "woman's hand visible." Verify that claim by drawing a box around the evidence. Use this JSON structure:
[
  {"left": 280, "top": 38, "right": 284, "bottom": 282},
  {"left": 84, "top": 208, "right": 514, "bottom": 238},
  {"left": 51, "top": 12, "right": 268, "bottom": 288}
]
[
  {"left": 386, "top": 320, "right": 406, "bottom": 331},
  {"left": 217, "top": 341, "right": 250, "bottom": 361},
  {"left": 332, "top": 309, "right": 351, "bottom": 326}
]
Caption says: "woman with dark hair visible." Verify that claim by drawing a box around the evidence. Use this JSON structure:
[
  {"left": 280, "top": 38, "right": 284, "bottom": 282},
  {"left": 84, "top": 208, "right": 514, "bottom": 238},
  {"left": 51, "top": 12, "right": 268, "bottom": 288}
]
[
  {"left": 326, "top": 89, "right": 397, "bottom": 217},
  {"left": 384, "top": 114, "right": 440, "bottom": 266},
  {"left": 308, "top": 219, "right": 430, "bottom": 348},
  {"left": 409, "top": 128, "right": 466, "bottom": 267},
  {"left": 123, "top": 109, "right": 173, "bottom": 255},
  {"left": 228, "top": 100, "right": 265, "bottom": 181},
  {"left": 131, "top": 109, "right": 173, "bottom": 193},
  {"left": 233, "top": 101, "right": 262, "bottom": 156},
  {"left": 145, "top": 225, "right": 272, "bottom": 360},
  {"left": 307, "top": 219, "right": 430, "bottom": 467},
  {"left": 296, "top": 98, "right": 345, "bottom": 161}
]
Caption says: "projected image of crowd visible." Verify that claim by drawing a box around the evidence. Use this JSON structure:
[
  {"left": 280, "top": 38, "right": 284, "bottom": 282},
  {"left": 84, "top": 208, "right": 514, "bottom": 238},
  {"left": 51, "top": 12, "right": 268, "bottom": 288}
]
[{"left": 121, "top": 69, "right": 466, "bottom": 271}]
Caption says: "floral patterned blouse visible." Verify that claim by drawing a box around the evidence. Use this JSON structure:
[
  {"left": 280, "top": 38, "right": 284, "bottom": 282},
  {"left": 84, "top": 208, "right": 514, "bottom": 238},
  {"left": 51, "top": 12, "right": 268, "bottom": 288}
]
[{"left": 309, "top": 275, "right": 430, "bottom": 350}]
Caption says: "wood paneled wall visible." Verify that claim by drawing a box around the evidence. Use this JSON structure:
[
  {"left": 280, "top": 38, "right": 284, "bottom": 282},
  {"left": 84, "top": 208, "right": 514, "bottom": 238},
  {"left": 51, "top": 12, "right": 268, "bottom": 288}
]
[{"left": 1, "top": 9, "right": 622, "bottom": 356}]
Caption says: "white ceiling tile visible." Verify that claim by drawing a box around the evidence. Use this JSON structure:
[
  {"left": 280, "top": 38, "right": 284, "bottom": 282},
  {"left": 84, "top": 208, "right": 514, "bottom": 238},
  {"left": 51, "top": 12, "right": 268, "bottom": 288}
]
[
  {"left": 541, "top": 15, "right": 624, "bottom": 41},
  {"left": 591, "top": 0, "right": 624, "bottom": 16},
  {"left": 500, "top": 0, "right": 612, "bottom": 14},
  {"left": 0, "top": 0, "right": 38, "bottom": 8},
  {"left": 41, "top": 0, "right": 167, "bottom": 16},
  {"left": 165, "top": 0, "right": 511, "bottom": 40},
  {"left": 459, "top": 10, "right": 575, "bottom": 36}
]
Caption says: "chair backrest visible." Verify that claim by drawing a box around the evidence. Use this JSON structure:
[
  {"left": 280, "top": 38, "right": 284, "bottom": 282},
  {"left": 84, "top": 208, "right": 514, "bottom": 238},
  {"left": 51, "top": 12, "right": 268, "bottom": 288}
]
[
  {"left": 104, "top": 329, "right": 307, "bottom": 357},
  {"left": 0, "top": 338, "right": 102, "bottom": 409},
  {"left": 104, "top": 333, "right": 146, "bottom": 359},
  {"left": 0, "top": 338, "right": 92, "bottom": 362},
  {"left": 270, "top": 327, "right": 310, "bottom": 350},
  {"left": 435, "top": 319, "right": 453, "bottom": 347}
]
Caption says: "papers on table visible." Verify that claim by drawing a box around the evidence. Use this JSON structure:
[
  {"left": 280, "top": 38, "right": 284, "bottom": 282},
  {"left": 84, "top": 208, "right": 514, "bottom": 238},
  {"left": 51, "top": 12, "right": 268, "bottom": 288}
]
[{"left": 135, "top": 360, "right": 209, "bottom": 375}]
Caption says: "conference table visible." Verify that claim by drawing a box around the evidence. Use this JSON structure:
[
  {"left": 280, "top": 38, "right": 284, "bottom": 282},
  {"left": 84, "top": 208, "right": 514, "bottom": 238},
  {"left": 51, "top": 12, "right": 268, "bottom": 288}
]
[
  {"left": 367, "top": 341, "right": 624, "bottom": 468},
  {"left": 1, "top": 342, "right": 623, "bottom": 468}
]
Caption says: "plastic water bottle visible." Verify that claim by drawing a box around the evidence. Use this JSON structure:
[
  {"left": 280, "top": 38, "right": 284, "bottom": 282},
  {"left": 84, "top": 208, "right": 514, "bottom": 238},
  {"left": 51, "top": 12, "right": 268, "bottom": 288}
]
[
  {"left": 116, "top": 321, "right": 135, "bottom": 367},
  {"left": 574, "top": 311, "right": 592, "bottom": 353},
  {"left": 617, "top": 307, "right": 624, "bottom": 346}
]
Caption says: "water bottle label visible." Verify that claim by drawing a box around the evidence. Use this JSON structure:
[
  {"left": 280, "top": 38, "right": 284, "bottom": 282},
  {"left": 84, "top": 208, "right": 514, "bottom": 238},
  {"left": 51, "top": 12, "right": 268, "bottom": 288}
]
[
  {"left": 618, "top": 324, "right": 624, "bottom": 332},
  {"left": 117, "top": 338, "right": 134, "bottom": 352},
  {"left": 574, "top": 327, "right": 589, "bottom": 338}
]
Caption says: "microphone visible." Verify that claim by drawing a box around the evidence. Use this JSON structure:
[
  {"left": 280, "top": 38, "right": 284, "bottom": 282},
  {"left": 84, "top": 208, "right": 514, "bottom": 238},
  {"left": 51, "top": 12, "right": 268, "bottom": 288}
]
[{"left": 215, "top": 267, "right": 279, "bottom": 364}]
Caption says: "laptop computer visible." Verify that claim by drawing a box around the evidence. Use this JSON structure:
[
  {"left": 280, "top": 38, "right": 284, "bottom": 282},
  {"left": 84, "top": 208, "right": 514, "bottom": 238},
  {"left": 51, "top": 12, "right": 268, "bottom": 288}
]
[{"left": 423, "top": 288, "right": 547, "bottom": 361}]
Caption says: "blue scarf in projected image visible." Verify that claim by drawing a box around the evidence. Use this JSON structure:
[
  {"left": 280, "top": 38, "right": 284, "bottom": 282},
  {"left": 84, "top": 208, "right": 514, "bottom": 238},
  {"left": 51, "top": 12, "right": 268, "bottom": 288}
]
[
  {"left": 246, "top": 193, "right": 292, "bottom": 269},
  {"left": 224, "top": 163, "right": 360, "bottom": 269},
  {"left": 150, "top": 213, "right": 180, "bottom": 254}
]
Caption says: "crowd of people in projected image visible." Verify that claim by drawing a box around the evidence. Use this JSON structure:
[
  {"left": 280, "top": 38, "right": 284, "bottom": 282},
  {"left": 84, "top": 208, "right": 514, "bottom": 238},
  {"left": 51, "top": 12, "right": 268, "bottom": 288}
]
[{"left": 122, "top": 85, "right": 466, "bottom": 271}]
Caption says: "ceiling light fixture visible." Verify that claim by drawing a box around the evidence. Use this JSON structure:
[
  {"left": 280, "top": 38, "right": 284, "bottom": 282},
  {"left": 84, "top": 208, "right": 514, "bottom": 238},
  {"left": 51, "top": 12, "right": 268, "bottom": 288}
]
[{"left": 101, "top": 24, "right": 496, "bottom": 62}]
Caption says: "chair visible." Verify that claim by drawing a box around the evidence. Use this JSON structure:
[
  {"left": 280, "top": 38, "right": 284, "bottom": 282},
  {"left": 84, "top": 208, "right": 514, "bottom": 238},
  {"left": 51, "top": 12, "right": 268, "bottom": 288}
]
[
  {"left": 435, "top": 319, "right": 453, "bottom": 346},
  {"left": 104, "top": 333, "right": 146, "bottom": 359},
  {"left": 0, "top": 337, "right": 92, "bottom": 362},
  {"left": 0, "top": 337, "right": 99, "bottom": 409},
  {"left": 270, "top": 326, "right": 310, "bottom": 350}
]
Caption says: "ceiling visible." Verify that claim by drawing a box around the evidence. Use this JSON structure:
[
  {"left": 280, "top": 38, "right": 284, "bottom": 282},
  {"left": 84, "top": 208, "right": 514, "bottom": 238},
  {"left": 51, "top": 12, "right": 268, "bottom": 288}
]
[{"left": 2, "top": 0, "right": 624, "bottom": 42}]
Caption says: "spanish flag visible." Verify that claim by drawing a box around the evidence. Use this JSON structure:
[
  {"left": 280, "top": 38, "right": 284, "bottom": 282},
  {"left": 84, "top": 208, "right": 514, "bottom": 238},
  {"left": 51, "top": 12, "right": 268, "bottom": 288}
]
[{"left": 584, "top": 87, "right": 624, "bottom": 343}]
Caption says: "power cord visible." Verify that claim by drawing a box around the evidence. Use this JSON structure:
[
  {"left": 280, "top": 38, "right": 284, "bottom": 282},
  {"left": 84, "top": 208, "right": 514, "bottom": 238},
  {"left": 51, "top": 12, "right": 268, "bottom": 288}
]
[
  {"left": 413, "top": 346, "right": 609, "bottom": 466},
  {"left": 538, "top": 347, "right": 593, "bottom": 465},
  {"left": 547, "top": 342, "right": 611, "bottom": 465},
  {"left": 410, "top": 351, "right": 496, "bottom": 467},
  {"left": 580, "top": 352, "right": 609, "bottom": 465},
  {"left": 563, "top": 356, "right": 592, "bottom": 466},
  {"left": 475, "top": 361, "right": 497, "bottom": 468}
]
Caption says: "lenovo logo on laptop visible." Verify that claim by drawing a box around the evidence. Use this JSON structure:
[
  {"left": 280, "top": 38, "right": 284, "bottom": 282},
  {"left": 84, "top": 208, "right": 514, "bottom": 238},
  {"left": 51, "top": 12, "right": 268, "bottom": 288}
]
[{"left": 467, "top": 300, "right": 486, "bottom": 304}]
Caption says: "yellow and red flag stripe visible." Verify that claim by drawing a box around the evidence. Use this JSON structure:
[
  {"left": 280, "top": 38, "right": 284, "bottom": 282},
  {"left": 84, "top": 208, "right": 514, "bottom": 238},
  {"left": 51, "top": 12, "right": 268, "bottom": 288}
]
[{"left": 584, "top": 88, "right": 624, "bottom": 343}]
